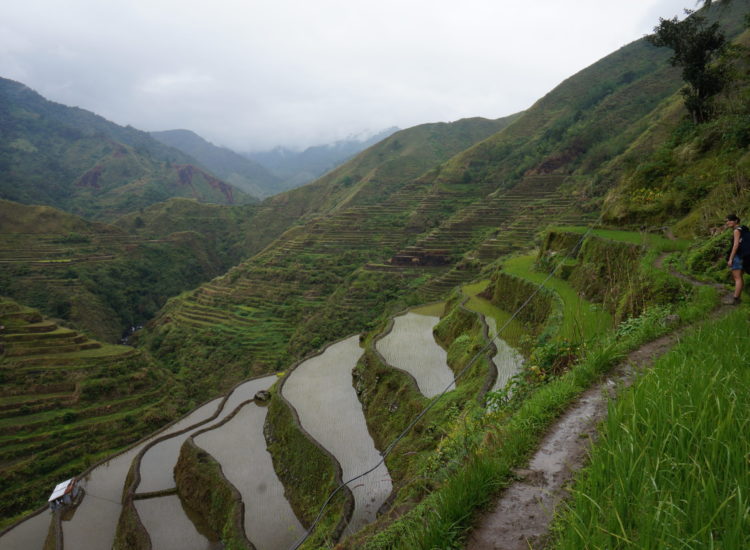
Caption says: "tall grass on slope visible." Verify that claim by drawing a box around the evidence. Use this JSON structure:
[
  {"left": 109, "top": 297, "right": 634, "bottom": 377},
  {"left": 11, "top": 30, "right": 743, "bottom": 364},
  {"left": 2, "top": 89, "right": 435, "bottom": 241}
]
[
  {"left": 357, "top": 283, "right": 718, "bottom": 550},
  {"left": 552, "top": 308, "right": 750, "bottom": 549}
]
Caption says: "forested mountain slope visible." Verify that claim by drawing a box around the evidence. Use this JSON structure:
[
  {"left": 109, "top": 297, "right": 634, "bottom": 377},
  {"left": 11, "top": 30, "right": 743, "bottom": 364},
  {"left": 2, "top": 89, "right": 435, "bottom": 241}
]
[
  {"left": 0, "top": 78, "right": 253, "bottom": 220},
  {"left": 150, "top": 129, "right": 282, "bottom": 198}
]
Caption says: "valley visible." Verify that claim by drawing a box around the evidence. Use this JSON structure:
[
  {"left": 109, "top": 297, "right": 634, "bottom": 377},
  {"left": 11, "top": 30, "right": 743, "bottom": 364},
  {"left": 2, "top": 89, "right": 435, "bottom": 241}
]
[{"left": 1, "top": 1, "right": 749, "bottom": 548}]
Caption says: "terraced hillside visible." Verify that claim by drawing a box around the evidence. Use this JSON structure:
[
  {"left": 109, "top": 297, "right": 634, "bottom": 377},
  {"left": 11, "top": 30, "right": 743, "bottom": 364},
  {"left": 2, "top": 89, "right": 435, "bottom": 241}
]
[
  {"left": 141, "top": 167, "right": 592, "bottom": 407},
  {"left": 0, "top": 197, "right": 305, "bottom": 342},
  {"left": 0, "top": 297, "right": 174, "bottom": 527},
  {"left": 0, "top": 214, "right": 223, "bottom": 342},
  {"left": 369, "top": 174, "right": 594, "bottom": 301}
]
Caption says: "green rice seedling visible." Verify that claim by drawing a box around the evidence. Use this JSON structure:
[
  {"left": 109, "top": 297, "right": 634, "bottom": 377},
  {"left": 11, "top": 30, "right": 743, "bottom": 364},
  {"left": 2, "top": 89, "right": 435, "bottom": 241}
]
[{"left": 552, "top": 309, "right": 750, "bottom": 549}]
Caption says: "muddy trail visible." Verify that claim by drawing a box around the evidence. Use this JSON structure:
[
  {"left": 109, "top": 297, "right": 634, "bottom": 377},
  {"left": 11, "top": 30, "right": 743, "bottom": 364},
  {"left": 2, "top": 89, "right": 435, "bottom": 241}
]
[{"left": 465, "top": 262, "right": 731, "bottom": 550}]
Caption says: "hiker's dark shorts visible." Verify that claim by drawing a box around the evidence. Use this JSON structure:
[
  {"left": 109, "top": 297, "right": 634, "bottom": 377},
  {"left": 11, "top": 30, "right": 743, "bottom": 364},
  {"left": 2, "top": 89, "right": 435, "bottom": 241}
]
[{"left": 731, "top": 255, "right": 744, "bottom": 270}]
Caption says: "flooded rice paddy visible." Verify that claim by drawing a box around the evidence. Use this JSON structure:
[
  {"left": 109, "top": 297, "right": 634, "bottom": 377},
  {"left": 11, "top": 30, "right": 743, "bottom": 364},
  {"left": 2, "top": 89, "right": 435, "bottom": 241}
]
[
  {"left": 136, "top": 398, "right": 223, "bottom": 493},
  {"left": 137, "top": 375, "right": 277, "bottom": 494},
  {"left": 485, "top": 317, "right": 524, "bottom": 392},
  {"left": 283, "top": 336, "right": 393, "bottom": 534},
  {"left": 0, "top": 510, "right": 51, "bottom": 550},
  {"left": 376, "top": 311, "right": 454, "bottom": 398},
  {"left": 134, "top": 495, "right": 220, "bottom": 550},
  {"left": 62, "top": 444, "right": 146, "bottom": 550},
  {"left": 195, "top": 401, "right": 305, "bottom": 550},
  {"left": 0, "top": 376, "right": 279, "bottom": 550}
]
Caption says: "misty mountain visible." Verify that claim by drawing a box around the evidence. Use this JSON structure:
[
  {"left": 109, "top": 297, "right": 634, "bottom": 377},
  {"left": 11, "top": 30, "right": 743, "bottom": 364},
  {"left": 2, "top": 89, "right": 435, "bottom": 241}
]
[
  {"left": 150, "top": 129, "right": 283, "bottom": 198},
  {"left": 245, "top": 127, "right": 399, "bottom": 190}
]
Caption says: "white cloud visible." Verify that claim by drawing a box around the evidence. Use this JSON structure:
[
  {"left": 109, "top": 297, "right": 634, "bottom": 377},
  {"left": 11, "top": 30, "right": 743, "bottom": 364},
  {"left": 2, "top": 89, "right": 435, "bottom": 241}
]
[
  {"left": 138, "top": 71, "right": 217, "bottom": 96},
  {"left": 0, "top": 0, "right": 696, "bottom": 150}
]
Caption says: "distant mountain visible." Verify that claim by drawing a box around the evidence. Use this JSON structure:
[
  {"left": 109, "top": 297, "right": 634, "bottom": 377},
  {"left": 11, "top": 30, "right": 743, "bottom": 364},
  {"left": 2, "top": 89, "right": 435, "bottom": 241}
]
[
  {"left": 150, "top": 129, "right": 282, "bottom": 198},
  {"left": 0, "top": 77, "right": 254, "bottom": 220},
  {"left": 245, "top": 127, "right": 400, "bottom": 190}
]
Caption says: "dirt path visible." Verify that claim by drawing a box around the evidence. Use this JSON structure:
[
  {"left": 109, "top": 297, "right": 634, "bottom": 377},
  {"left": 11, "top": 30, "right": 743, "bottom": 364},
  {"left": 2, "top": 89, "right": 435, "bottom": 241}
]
[{"left": 465, "top": 263, "right": 730, "bottom": 550}]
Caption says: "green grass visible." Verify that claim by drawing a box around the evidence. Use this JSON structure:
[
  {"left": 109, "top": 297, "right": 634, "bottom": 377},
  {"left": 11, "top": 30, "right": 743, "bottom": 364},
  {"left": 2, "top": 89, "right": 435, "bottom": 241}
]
[
  {"left": 551, "top": 308, "right": 750, "bottom": 549},
  {"left": 548, "top": 226, "right": 690, "bottom": 252},
  {"left": 357, "top": 241, "right": 720, "bottom": 549},
  {"left": 0, "top": 392, "right": 72, "bottom": 406},
  {"left": 462, "top": 280, "right": 531, "bottom": 354},
  {"left": 502, "top": 255, "right": 612, "bottom": 342},
  {"left": 410, "top": 302, "right": 446, "bottom": 316}
]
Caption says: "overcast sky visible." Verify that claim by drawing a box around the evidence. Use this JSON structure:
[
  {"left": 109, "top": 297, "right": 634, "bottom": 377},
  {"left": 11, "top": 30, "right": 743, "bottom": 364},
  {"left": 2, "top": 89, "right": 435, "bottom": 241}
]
[{"left": 0, "top": 1, "right": 695, "bottom": 151}]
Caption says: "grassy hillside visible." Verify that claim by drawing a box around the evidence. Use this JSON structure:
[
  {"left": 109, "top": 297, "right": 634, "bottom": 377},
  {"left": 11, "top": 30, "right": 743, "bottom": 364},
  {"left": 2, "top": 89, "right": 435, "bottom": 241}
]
[
  {"left": 428, "top": 0, "right": 749, "bottom": 201},
  {"left": 0, "top": 78, "right": 253, "bottom": 220},
  {"left": 551, "top": 308, "right": 750, "bottom": 549},
  {"left": 346, "top": 229, "right": 714, "bottom": 550},
  {"left": 308, "top": 116, "right": 522, "bottom": 209},
  {"left": 602, "top": 29, "right": 750, "bottom": 236},
  {"left": 151, "top": 129, "right": 282, "bottom": 198}
]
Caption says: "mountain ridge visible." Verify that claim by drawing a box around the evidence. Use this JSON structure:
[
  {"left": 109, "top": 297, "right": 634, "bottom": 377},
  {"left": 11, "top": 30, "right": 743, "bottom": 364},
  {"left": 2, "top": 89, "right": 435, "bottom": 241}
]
[
  {"left": 0, "top": 77, "right": 254, "bottom": 220},
  {"left": 244, "top": 126, "right": 400, "bottom": 190},
  {"left": 150, "top": 129, "right": 282, "bottom": 198}
]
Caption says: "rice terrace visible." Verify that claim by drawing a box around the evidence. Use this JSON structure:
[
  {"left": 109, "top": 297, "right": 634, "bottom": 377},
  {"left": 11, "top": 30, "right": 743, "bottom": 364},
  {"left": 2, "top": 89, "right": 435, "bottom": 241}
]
[{"left": 1, "top": 1, "right": 750, "bottom": 549}]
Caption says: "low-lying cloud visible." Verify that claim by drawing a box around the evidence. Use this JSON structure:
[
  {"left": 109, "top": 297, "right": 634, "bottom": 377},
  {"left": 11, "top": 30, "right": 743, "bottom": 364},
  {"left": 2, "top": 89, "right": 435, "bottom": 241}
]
[{"left": 0, "top": 0, "right": 691, "bottom": 151}]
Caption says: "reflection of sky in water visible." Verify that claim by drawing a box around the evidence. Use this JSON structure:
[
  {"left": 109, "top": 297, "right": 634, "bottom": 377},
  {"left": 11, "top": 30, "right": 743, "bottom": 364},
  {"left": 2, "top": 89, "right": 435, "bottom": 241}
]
[
  {"left": 486, "top": 317, "right": 524, "bottom": 392},
  {"left": 135, "top": 495, "right": 220, "bottom": 550},
  {"left": 0, "top": 510, "right": 52, "bottom": 550},
  {"left": 195, "top": 403, "right": 305, "bottom": 550},
  {"left": 138, "top": 376, "right": 276, "bottom": 493},
  {"left": 135, "top": 398, "right": 223, "bottom": 493},
  {"left": 63, "top": 445, "right": 145, "bottom": 550},
  {"left": 377, "top": 312, "right": 455, "bottom": 398},
  {"left": 284, "top": 336, "right": 393, "bottom": 534}
]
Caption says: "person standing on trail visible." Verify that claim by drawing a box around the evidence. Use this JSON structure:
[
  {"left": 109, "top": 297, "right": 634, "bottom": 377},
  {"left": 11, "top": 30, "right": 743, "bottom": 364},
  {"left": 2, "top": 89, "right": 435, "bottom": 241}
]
[{"left": 726, "top": 214, "right": 748, "bottom": 305}]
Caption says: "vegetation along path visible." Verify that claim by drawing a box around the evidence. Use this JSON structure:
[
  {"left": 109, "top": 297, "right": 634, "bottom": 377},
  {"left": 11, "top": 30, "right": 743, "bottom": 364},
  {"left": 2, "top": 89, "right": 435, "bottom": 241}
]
[{"left": 465, "top": 260, "right": 730, "bottom": 550}]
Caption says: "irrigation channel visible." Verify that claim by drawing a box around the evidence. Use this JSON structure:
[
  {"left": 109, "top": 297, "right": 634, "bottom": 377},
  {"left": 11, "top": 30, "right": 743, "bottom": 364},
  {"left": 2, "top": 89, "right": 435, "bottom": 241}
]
[{"left": 1, "top": 306, "right": 525, "bottom": 549}]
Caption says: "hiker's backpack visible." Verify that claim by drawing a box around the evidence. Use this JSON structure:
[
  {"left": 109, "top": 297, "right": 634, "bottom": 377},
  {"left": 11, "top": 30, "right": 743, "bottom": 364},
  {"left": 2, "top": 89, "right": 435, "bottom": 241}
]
[
  {"left": 730, "top": 225, "right": 750, "bottom": 273},
  {"left": 738, "top": 225, "right": 750, "bottom": 257}
]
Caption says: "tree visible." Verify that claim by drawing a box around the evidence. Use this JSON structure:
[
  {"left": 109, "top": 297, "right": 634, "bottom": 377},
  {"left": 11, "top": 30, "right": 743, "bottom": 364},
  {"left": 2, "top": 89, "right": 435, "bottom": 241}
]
[{"left": 648, "top": 11, "right": 728, "bottom": 123}]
